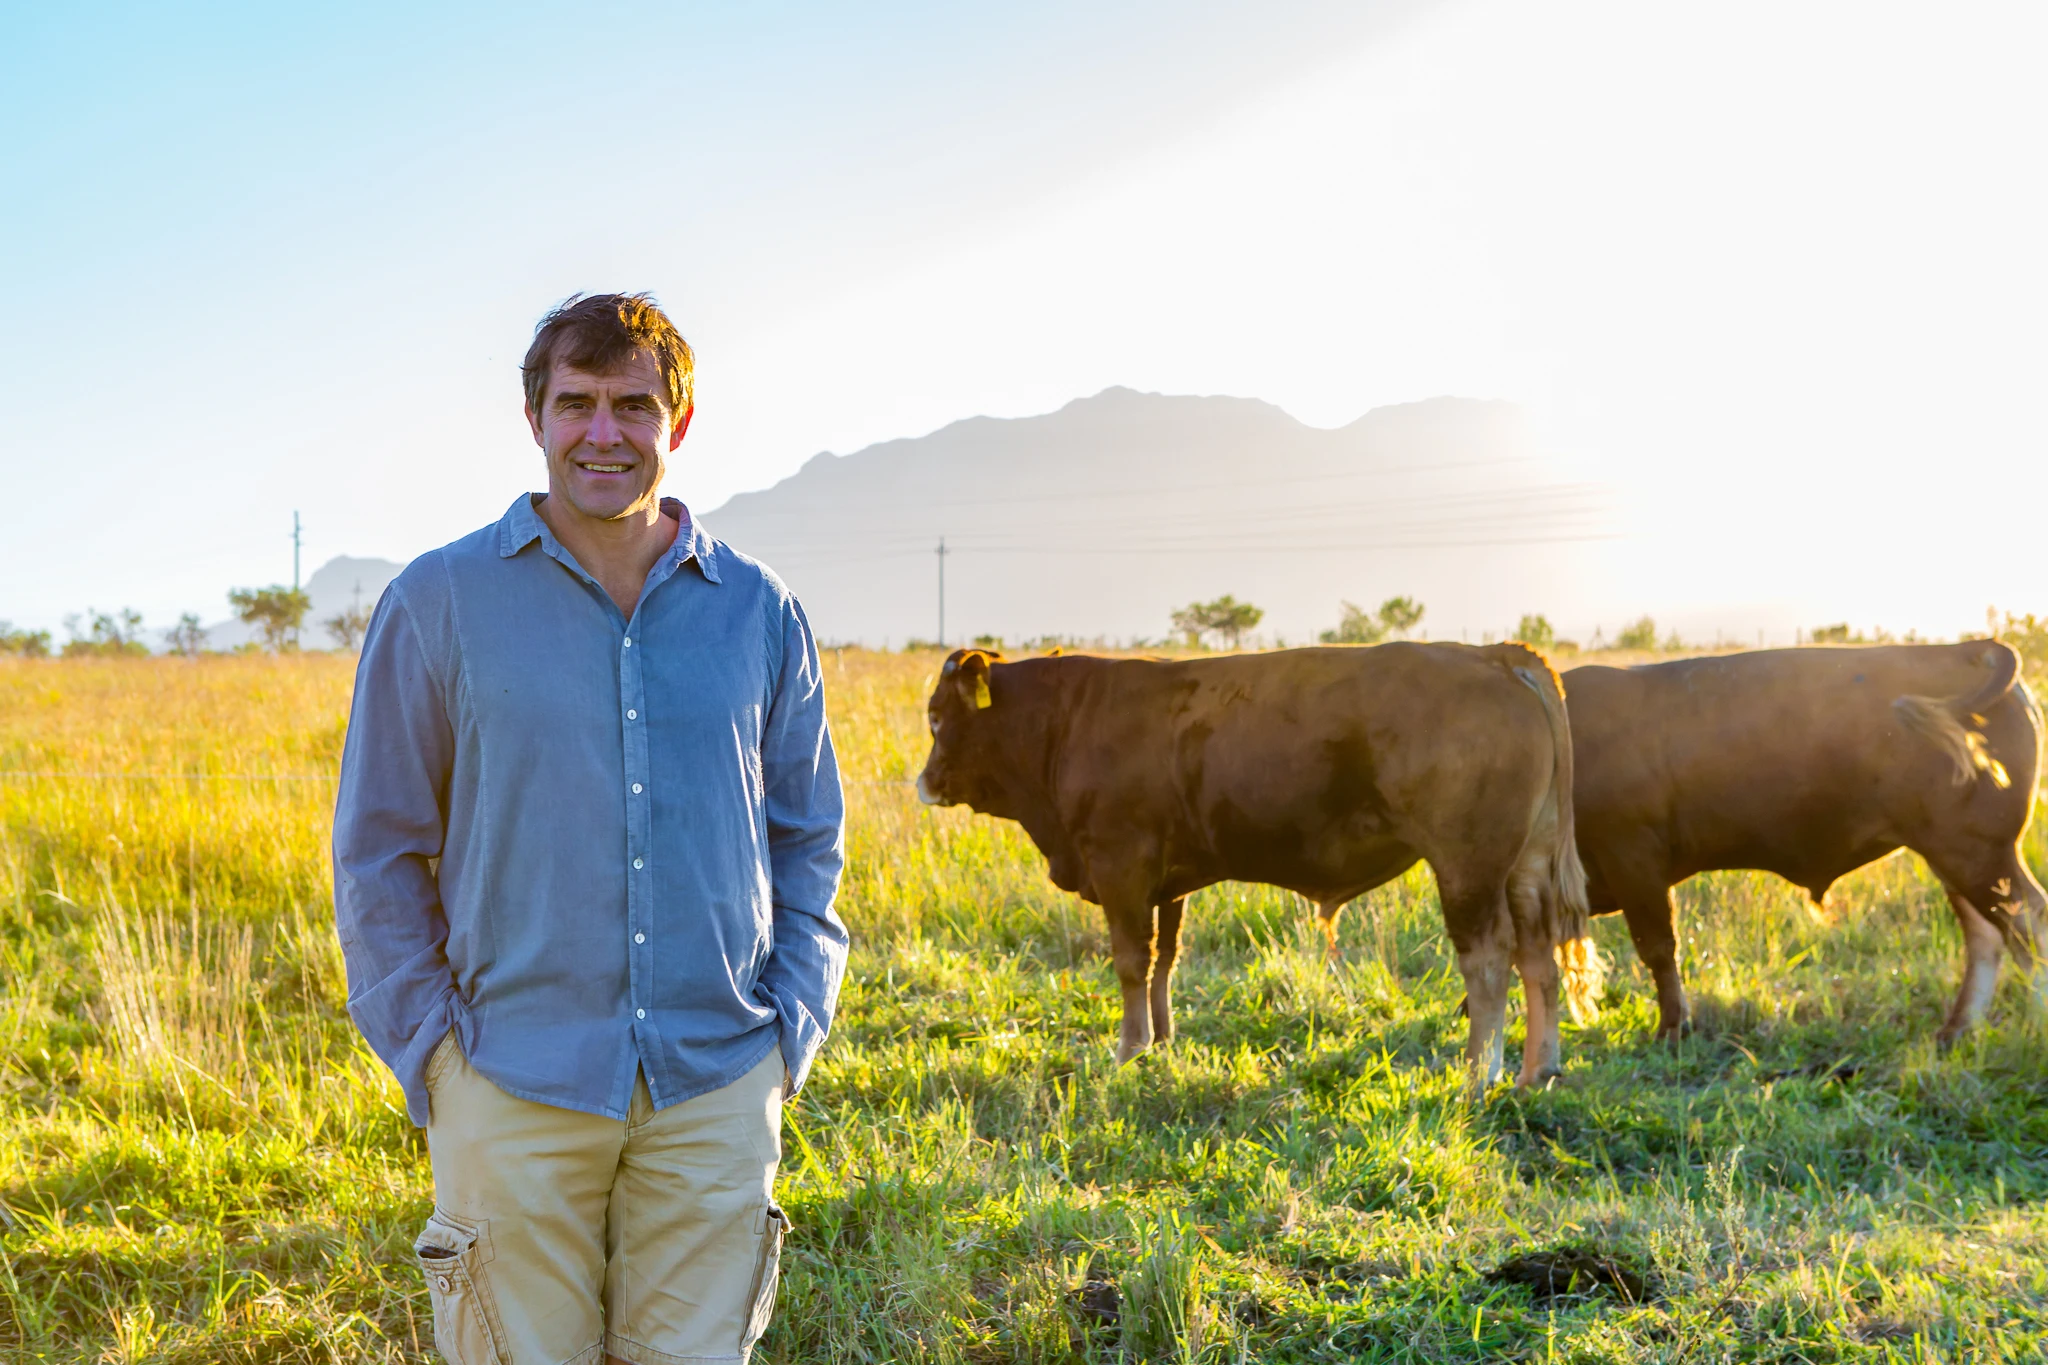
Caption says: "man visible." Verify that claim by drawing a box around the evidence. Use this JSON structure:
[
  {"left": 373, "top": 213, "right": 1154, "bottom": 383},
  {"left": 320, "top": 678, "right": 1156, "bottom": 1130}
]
[{"left": 334, "top": 293, "right": 847, "bottom": 1365}]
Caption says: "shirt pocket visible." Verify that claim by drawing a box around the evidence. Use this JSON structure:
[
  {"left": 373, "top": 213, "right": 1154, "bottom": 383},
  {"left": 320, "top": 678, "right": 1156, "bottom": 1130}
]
[
  {"left": 739, "top": 1202, "right": 789, "bottom": 1354},
  {"left": 414, "top": 1208, "right": 509, "bottom": 1365}
]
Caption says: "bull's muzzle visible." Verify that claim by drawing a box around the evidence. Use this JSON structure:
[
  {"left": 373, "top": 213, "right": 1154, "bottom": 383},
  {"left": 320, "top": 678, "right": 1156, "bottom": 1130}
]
[{"left": 914, "top": 773, "right": 942, "bottom": 806}]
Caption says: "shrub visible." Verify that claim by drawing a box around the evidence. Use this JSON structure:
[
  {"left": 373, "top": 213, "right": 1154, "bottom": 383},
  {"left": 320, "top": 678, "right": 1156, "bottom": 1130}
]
[
  {"left": 1513, "top": 614, "right": 1556, "bottom": 650},
  {"left": 164, "top": 612, "right": 208, "bottom": 658},
  {"left": 1320, "top": 601, "right": 1385, "bottom": 645},
  {"left": 0, "top": 621, "right": 53, "bottom": 657},
  {"left": 61, "top": 608, "right": 148, "bottom": 658},
  {"left": 1319, "top": 596, "right": 1426, "bottom": 645},
  {"left": 324, "top": 603, "right": 372, "bottom": 652},
  {"left": 1614, "top": 616, "right": 1658, "bottom": 651}
]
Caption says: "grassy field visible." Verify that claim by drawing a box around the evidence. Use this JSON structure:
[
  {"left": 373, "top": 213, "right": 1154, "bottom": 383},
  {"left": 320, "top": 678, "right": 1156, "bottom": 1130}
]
[{"left": 1, "top": 647, "right": 2045, "bottom": 1363}]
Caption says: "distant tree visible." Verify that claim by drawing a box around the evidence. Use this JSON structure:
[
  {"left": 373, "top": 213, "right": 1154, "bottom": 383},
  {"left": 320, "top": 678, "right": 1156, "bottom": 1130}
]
[
  {"left": 61, "top": 608, "right": 148, "bottom": 658},
  {"left": 1320, "top": 601, "right": 1386, "bottom": 645},
  {"left": 0, "top": 621, "right": 53, "bottom": 658},
  {"left": 164, "top": 612, "right": 208, "bottom": 658},
  {"left": 1614, "top": 616, "right": 1658, "bottom": 651},
  {"left": 324, "top": 602, "right": 372, "bottom": 652},
  {"left": 228, "top": 586, "right": 312, "bottom": 653},
  {"left": 1171, "top": 595, "right": 1264, "bottom": 650},
  {"left": 1660, "top": 628, "right": 1686, "bottom": 652},
  {"left": 971, "top": 633, "right": 1004, "bottom": 651},
  {"left": 1376, "top": 595, "right": 1425, "bottom": 639},
  {"left": 1808, "top": 623, "right": 1852, "bottom": 644},
  {"left": 1513, "top": 614, "right": 1556, "bottom": 650}
]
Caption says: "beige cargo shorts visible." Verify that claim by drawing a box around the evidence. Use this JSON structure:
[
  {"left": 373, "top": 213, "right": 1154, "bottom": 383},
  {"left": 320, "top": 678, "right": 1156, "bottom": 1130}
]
[{"left": 414, "top": 1034, "right": 787, "bottom": 1365}]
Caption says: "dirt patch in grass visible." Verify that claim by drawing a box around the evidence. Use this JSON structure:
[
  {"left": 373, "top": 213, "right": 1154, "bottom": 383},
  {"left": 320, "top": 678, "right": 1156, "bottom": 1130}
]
[{"left": 1489, "top": 1246, "right": 1651, "bottom": 1305}]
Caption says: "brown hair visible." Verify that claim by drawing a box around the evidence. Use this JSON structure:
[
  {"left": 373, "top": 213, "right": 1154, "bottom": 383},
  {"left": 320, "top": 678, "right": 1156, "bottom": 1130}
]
[{"left": 521, "top": 292, "right": 695, "bottom": 428}]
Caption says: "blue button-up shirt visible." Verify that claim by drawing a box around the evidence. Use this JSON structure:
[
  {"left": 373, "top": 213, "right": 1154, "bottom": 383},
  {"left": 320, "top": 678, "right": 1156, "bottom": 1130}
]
[{"left": 333, "top": 492, "right": 847, "bottom": 1125}]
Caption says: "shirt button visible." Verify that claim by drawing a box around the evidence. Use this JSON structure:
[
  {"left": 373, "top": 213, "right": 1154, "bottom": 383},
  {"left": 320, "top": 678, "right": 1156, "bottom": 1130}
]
[
  {"left": 626, "top": 709, "right": 637, "bottom": 720},
  {"left": 633, "top": 857, "right": 644, "bottom": 870},
  {"left": 632, "top": 783, "right": 643, "bottom": 794},
  {"left": 623, "top": 637, "right": 633, "bottom": 648},
  {"left": 635, "top": 932, "right": 646, "bottom": 944},
  {"left": 636, "top": 1008, "right": 646, "bottom": 1019}
]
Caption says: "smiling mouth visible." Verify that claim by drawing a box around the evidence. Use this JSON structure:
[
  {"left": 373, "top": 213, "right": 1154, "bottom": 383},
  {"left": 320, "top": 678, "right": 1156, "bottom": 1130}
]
[{"left": 577, "top": 462, "right": 632, "bottom": 474}]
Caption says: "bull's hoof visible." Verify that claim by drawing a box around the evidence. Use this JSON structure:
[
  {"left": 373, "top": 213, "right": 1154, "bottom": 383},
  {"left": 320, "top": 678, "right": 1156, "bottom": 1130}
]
[
  {"left": 1516, "top": 1066, "right": 1563, "bottom": 1091},
  {"left": 1653, "top": 1019, "right": 1694, "bottom": 1046},
  {"left": 1114, "top": 1041, "right": 1151, "bottom": 1066},
  {"left": 1933, "top": 1026, "right": 1964, "bottom": 1055}
]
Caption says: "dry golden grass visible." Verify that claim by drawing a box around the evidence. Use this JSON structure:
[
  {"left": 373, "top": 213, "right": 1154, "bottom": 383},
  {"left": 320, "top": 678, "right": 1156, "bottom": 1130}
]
[{"left": 1, "top": 648, "right": 2044, "bottom": 1362}]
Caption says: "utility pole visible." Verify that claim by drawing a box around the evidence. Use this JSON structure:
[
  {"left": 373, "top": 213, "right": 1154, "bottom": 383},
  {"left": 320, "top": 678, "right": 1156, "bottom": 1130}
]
[
  {"left": 935, "top": 537, "right": 948, "bottom": 646},
  {"left": 292, "top": 511, "right": 304, "bottom": 649}
]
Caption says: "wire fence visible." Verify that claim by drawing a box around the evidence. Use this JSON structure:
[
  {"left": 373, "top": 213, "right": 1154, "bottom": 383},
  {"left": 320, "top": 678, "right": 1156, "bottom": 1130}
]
[{"left": 0, "top": 772, "right": 338, "bottom": 781}]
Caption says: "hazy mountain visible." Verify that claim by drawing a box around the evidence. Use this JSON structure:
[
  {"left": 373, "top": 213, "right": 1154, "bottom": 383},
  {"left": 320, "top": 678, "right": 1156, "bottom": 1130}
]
[
  {"left": 203, "top": 554, "right": 402, "bottom": 651},
  {"left": 698, "top": 387, "right": 1612, "bottom": 648}
]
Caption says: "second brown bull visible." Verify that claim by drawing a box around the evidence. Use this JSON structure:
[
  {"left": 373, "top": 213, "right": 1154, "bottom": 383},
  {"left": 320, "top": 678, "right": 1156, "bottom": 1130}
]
[
  {"left": 915, "top": 643, "right": 1602, "bottom": 1089},
  {"left": 1565, "top": 640, "right": 2046, "bottom": 1044}
]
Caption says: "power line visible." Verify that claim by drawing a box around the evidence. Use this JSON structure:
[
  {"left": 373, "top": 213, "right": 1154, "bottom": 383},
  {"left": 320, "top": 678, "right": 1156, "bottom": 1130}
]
[
  {"left": 727, "top": 478, "right": 1610, "bottom": 557},
  {"left": 714, "top": 455, "right": 1541, "bottom": 520},
  {"left": 749, "top": 526, "right": 1621, "bottom": 566}
]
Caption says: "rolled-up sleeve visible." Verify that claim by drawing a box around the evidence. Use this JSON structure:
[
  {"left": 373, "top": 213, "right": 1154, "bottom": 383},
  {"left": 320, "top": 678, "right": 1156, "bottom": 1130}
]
[
  {"left": 756, "top": 598, "right": 848, "bottom": 1093},
  {"left": 332, "top": 585, "right": 462, "bottom": 1125}
]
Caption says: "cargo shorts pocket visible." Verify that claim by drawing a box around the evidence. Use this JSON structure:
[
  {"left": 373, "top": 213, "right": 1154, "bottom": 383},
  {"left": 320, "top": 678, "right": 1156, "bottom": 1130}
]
[
  {"left": 739, "top": 1203, "right": 789, "bottom": 1354},
  {"left": 424, "top": 1030, "right": 460, "bottom": 1089},
  {"left": 414, "top": 1208, "right": 508, "bottom": 1365}
]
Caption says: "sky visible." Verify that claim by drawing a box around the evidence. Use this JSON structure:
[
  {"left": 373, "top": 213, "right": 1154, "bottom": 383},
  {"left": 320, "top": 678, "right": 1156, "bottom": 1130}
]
[{"left": 3, "top": 0, "right": 2043, "bottom": 640}]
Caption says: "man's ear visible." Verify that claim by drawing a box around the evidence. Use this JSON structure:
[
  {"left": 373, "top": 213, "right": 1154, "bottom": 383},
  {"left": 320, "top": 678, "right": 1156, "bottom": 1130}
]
[
  {"left": 525, "top": 403, "right": 545, "bottom": 448},
  {"left": 669, "top": 403, "right": 694, "bottom": 452}
]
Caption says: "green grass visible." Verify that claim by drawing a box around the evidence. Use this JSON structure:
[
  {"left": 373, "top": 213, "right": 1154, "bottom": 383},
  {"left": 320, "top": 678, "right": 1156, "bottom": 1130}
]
[{"left": 2, "top": 651, "right": 2046, "bottom": 1362}]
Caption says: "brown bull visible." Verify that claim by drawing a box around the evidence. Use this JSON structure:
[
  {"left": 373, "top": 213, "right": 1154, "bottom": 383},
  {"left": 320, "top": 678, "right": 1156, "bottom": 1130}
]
[
  {"left": 1565, "top": 640, "right": 2046, "bottom": 1043},
  {"left": 915, "top": 643, "right": 1601, "bottom": 1089}
]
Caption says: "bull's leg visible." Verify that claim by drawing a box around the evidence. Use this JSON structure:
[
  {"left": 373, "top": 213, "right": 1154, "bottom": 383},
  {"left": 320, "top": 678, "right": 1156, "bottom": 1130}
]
[
  {"left": 1974, "top": 853, "right": 2048, "bottom": 1002},
  {"left": 2008, "top": 863, "right": 2048, "bottom": 1002},
  {"left": 1444, "top": 885, "right": 1514, "bottom": 1092},
  {"left": 1936, "top": 886, "right": 2005, "bottom": 1049},
  {"left": 1149, "top": 898, "right": 1186, "bottom": 1045},
  {"left": 1104, "top": 899, "right": 1158, "bottom": 1065},
  {"left": 1508, "top": 865, "right": 1563, "bottom": 1088},
  {"left": 1925, "top": 847, "right": 2048, "bottom": 1038},
  {"left": 1618, "top": 887, "right": 1690, "bottom": 1040}
]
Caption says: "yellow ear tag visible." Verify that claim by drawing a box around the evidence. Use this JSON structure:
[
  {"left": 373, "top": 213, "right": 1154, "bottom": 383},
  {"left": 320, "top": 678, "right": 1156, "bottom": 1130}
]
[{"left": 973, "top": 675, "right": 993, "bottom": 709}]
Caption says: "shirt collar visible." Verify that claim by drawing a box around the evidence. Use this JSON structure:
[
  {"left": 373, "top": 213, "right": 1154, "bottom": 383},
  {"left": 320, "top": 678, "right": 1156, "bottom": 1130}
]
[{"left": 497, "top": 492, "right": 721, "bottom": 585}]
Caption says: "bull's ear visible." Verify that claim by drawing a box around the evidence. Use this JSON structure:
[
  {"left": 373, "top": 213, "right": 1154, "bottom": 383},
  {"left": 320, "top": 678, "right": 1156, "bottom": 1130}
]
[{"left": 954, "top": 649, "right": 994, "bottom": 709}]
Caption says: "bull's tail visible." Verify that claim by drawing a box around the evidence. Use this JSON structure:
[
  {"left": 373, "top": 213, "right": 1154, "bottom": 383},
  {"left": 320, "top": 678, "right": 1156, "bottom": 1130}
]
[
  {"left": 1496, "top": 645, "right": 1605, "bottom": 1024},
  {"left": 1892, "top": 640, "right": 2020, "bottom": 790}
]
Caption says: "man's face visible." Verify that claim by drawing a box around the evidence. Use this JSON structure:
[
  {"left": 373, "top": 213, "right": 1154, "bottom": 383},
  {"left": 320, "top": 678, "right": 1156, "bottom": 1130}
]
[{"left": 526, "top": 350, "right": 688, "bottom": 522}]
